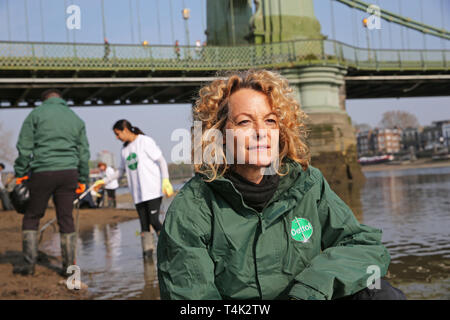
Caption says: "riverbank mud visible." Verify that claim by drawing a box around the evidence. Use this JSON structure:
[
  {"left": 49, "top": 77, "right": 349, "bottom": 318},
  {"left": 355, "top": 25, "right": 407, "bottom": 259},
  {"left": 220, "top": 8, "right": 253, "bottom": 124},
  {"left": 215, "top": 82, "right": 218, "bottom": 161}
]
[{"left": 0, "top": 193, "right": 138, "bottom": 300}]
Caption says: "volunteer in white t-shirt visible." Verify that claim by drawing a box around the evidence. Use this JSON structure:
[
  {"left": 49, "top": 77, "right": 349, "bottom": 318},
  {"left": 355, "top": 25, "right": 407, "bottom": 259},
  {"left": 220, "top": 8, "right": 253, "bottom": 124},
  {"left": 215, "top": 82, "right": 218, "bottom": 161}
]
[
  {"left": 97, "top": 162, "right": 119, "bottom": 208},
  {"left": 96, "top": 119, "right": 174, "bottom": 259}
]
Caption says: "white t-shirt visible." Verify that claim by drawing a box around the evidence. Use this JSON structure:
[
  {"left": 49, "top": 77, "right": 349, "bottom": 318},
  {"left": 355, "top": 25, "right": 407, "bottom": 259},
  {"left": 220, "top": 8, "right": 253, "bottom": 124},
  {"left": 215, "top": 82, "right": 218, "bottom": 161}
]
[
  {"left": 102, "top": 166, "right": 119, "bottom": 190},
  {"left": 118, "top": 135, "right": 163, "bottom": 204}
]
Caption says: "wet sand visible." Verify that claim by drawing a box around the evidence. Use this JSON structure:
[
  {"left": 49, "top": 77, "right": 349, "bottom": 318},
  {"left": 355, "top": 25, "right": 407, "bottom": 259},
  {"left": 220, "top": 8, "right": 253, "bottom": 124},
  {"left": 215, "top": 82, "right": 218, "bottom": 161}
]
[
  {"left": 361, "top": 159, "right": 450, "bottom": 172},
  {"left": 0, "top": 193, "right": 138, "bottom": 300}
]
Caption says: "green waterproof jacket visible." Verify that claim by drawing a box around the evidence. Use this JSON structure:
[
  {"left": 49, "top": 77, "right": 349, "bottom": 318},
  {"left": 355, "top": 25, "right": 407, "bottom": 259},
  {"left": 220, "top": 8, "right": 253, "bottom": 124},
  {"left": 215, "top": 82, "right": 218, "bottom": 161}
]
[
  {"left": 157, "top": 160, "right": 390, "bottom": 300},
  {"left": 14, "top": 97, "right": 90, "bottom": 183}
]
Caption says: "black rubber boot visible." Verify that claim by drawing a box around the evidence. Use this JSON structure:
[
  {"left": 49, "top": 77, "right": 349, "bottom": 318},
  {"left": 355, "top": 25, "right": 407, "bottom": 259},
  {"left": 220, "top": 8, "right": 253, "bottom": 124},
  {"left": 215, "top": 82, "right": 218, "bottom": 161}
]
[
  {"left": 60, "top": 232, "right": 77, "bottom": 276},
  {"left": 13, "top": 230, "right": 38, "bottom": 276},
  {"left": 141, "top": 231, "right": 155, "bottom": 260},
  {"left": 107, "top": 197, "right": 116, "bottom": 208}
]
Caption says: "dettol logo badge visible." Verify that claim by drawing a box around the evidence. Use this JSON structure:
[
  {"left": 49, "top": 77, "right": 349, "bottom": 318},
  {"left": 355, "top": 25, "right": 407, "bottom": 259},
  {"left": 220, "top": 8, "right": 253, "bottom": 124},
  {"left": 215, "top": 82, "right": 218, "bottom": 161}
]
[
  {"left": 290, "top": 217, "right": 313, "bottom": 242},
  {"left": 126, "top": 152, "right": 138, "bottom": 170}
]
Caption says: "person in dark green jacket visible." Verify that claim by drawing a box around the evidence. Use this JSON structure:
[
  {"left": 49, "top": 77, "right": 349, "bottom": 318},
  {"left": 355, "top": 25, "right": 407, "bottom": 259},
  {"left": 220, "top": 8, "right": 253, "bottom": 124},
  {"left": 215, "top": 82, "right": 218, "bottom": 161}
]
[
  {"left": 13, "top": 89, "right": 90, "bottom": 276},
  {"left": 157, "top": 70, "right": 405, "bottom": 300}
]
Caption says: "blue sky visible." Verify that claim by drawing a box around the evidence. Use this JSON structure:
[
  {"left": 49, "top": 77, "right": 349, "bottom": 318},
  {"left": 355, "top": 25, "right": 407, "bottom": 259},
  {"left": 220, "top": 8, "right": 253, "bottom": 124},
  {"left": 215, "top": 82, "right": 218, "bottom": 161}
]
[
  {"left": 0, "top": 0, "right": 448, "bottom": 48},
  {"left": 0, "top": 0, "right": 449, "bottom": 170}
]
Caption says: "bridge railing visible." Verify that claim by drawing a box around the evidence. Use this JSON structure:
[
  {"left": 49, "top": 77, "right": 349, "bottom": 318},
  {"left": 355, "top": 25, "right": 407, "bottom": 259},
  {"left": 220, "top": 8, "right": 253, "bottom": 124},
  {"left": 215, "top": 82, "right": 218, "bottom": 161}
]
[{"left": 0, "top": 39, "right": 447, "bottom": 72}]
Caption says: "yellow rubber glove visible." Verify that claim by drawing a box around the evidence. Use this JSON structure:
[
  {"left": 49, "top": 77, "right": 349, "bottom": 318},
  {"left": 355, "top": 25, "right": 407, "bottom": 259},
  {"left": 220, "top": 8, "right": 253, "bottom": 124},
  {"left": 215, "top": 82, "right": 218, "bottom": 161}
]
[
  {"left": 162, "top": 178, "right": 174, "bottom": 197},
  {"left": 93, "top": 179, "right": 105, "bottom": 188}
]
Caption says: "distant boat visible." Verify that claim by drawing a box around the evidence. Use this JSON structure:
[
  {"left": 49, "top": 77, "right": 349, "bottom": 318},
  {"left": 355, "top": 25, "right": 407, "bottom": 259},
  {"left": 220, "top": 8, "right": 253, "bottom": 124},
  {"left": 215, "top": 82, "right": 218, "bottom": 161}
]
[
  {"left": 431, "top": 154, "right": 450, "bottom": 161},
  {"left": 358, "top": 155, "right": 394, "bottom": 165}
]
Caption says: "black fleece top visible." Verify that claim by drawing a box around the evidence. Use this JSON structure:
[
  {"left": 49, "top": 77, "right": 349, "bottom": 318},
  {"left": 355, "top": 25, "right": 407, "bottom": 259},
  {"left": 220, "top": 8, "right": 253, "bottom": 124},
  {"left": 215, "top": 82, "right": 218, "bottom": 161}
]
[{"left": 225, "top": 170, "right": 280, "bottom": 212}]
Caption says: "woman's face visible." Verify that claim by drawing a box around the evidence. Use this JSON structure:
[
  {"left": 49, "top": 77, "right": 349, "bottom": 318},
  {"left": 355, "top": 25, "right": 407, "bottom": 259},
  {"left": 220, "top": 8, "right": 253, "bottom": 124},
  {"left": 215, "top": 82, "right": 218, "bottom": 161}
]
[
  {"left": 114, "top": 128, "right": 129, "bottom": 142},
  {"left": 225, "top": 88, "right": 279, "bottom": 168}
]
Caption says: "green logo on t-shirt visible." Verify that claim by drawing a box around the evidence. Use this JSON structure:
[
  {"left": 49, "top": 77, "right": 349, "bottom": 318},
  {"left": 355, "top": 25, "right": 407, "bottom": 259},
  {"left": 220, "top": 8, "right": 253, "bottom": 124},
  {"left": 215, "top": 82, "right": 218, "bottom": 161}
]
[
  {"left": 126, "top": 152, "right": 138, "bottom": 170},
  {"left": 290, "top": 218, "right": 313, "bottom": 242}
]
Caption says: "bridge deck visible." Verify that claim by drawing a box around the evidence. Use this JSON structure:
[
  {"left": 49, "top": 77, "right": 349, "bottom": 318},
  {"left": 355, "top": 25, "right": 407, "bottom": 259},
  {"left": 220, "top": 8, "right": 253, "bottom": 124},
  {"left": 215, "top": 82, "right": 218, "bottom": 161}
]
[{"left": 0, "top": 39, "right": 449, "bottom": 107}]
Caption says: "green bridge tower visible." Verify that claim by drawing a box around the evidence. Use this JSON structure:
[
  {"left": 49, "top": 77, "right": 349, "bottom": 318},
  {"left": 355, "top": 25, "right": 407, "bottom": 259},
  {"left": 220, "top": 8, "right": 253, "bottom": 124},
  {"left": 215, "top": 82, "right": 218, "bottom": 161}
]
[{"left": 206, "top": 0, "right": 364, "bottom": 186}]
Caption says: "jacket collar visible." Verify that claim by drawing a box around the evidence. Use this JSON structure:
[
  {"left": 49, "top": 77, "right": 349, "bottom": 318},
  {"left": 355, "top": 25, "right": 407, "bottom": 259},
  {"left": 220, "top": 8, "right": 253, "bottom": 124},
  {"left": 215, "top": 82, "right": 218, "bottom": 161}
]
[
  {"left": 42, "top": 97, "right": 67, "bottom": 107},
  {"left": 204, "top": 159, "right": 308, "bottom": 230}
]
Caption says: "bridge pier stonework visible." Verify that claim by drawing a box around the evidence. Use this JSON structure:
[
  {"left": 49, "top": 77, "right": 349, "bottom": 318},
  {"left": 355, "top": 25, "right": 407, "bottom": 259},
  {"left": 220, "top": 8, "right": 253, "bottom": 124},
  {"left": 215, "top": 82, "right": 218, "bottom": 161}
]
[{"left": 281, "top": 66, "right": 365, "bottom": 187}]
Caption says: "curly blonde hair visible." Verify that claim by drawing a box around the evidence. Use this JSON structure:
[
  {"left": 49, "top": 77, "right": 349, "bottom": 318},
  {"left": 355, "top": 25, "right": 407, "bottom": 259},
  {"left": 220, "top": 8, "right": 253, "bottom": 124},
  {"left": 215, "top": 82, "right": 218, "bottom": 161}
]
[{"left": 192, "top": 69, "right": 310, "bottom": 181}]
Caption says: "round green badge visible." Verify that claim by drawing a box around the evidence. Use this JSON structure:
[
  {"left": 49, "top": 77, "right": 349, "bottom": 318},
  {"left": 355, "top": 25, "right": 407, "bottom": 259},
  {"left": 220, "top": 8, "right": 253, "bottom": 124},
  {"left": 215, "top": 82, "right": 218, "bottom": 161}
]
[
  {"left": 126, "top": 152, "right": 138, "bottom": 170},
  {"left": 290, "top": 217, "right": 313, "bottom": 242}
]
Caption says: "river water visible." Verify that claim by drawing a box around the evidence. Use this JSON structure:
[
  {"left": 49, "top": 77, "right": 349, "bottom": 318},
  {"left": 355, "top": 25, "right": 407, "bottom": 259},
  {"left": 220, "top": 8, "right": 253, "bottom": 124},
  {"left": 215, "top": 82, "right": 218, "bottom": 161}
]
[
  {"left": 356, "top": 166, "right": 450, "bottom": 299},
  {"left": 42, "top": 166, "right": 450, "bottom": 299}
]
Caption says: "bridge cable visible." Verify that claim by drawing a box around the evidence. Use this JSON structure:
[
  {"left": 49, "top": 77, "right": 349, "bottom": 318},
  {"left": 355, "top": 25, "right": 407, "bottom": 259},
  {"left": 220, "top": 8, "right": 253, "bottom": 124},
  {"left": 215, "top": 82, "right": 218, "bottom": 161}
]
[
  {"left": 70, "top": 0, "right": 77, "bottom": 59},
  {"left": 361, "top": 1, "right": 371, "bottom": 51},
  {"left": 376, "top": 0, "right": 381, "bottom": 48},
  {"left": 64, "top": 0, "right": 70, "bottom": 42},
  {"left": 24, "top": 0, "right": 30, "bottom": 42},
  {"left": 169, "top": 0, "right": 175, "bottom": 44},
  {"left": 6, "top": 0, "right": 11, "bottom": 41},
  {"left": 129, "top": 0, "right": 135, "bottom": 43},
  {"left": 39, "top": 0, "right": 46, "bottom": 56},
  {"left": 398, "top": 0, "right": 405, "bottom": 50},
  {"left": 440, "top": 0, "right": 446, "bottom": 50},
  {"left": 155, "top": 0, "right": 162, "bottom": 44},
  {"left": 330, "top": 0, "right": 337, "bottom": 40},
  {"left": 401, "top": 0, "right": 410, "bottom": 49},
  {"left": 39, "top": 0, "right": 45, "bottom": 42},
  {"left": 70, "top": 0, "right": 76, "bottom": 44},
  {"left": 230, "top": 0, "right": 236, "bottom": 45},
  {"left": 351, "top": 3, "right": 360, "bottom": 47},
  {"left": 335, "top": 0, "right": 449, "bottom": 40},
  {"left": 388, "top": 18, "right": 394, "bottom": 49},
  {"left": 200, "top": 0, "right": 206, "bottom": 38},
  {"left": 136, "top": 0, "right": 142, "bottom": 43},
  {"left": 182, "top": 0, "right": 189, "bottom": 45},
  {"left": 101, "top": 0, "right": 107, "bottom": 41},
  {"left": 420, "top": 0, "right": 426, "bottom": 49}
]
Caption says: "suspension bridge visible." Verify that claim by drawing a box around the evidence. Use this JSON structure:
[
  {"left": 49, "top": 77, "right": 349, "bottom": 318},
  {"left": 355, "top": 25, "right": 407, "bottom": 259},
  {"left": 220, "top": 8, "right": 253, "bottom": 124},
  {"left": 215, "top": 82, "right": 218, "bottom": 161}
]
[{"left": 0, "top": 0, "right": 448, "bottom": 108}]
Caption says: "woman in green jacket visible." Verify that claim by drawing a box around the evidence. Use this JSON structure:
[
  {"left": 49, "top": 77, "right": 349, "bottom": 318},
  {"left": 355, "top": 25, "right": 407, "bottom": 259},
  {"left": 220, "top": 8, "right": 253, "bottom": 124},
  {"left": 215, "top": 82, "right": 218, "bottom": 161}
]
[{"left": 157, "top": 70, "right": 405, "bottom": 300}]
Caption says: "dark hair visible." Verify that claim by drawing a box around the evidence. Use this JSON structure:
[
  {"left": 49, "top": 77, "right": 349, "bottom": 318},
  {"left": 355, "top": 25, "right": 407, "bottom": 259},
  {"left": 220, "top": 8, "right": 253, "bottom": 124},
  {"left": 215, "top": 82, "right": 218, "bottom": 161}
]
[
  {"left": 113, "top": 119, "right": 145, "bottom": 146},
  {"left": 0, "top": 163, "right": 4, "bottom": 169},
  {"left": 41, "top": 89, "right": 62, "bottom": 102}
]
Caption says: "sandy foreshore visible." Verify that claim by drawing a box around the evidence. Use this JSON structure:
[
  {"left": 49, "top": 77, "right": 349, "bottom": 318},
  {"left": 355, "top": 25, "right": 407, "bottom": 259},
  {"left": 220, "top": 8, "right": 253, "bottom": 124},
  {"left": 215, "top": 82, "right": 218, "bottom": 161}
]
[
  {"left": 361, "top": 159, "right": 450, "bottom": 172},
  {"left": 0, "top": 193, "right": 138, "bottom": 300}
]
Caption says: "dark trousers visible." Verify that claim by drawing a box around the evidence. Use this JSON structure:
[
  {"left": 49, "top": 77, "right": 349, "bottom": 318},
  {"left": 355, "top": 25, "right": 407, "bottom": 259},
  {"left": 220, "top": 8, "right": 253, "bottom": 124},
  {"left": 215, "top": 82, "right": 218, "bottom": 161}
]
[
  {"left": 339, "top": 279, "right": 406, "bottom": 300},
  {"left": 0, "top": 188, "right": 13, "bottom": 210},
  {"left": 135, "top": 197, "right": 163, "bottom": 233},
  {"left": 96, "top": 189, "right": 116, "bottom": 208},
  {"left": 23, "top": 169, "right": 78, "bottom": 234}
]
